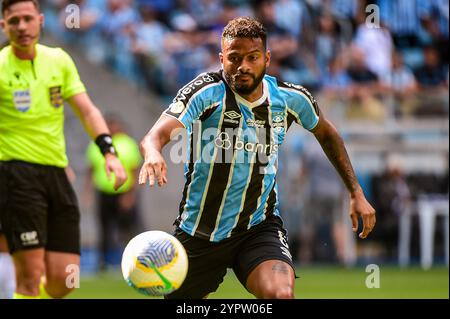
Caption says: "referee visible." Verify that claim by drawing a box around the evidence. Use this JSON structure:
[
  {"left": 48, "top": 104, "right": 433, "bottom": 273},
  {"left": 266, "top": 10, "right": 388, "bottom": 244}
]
[{"left": 0, "top": 0, "right": 127, "bottom": 298}]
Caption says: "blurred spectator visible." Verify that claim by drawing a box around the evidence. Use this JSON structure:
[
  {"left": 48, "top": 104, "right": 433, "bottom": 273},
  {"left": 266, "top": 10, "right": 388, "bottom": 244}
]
[
  {"left": 353, "top": 13, "right": 394, "bottom": 79},
  {"left": 371, "top": 160, "right": 412, "bottom": 261},
  {"left": 378, "top": 0, "right": 428, "bottom": 49},
  {"left": 344, "top": 46, "right": 386, "bottom": 121},
  {"left": 131, "top": 4, "right": 171, "bottom": 95},
  {"left": 318, "top": 55, "right": 351, "bottom": 120},
  {"left": 315, "top": 11, "right": 346, "bottom": 75},
  {"left": 380, "top": 51, "right": 418, "bottom": 118},
  {"left": 85, "top": 116, "right": 142, "bottom": 270},
  {"left": 412, "top": 46, "right": 449, "bottom": 116},
  {"left": 273, "top": 0, "right": 309, "bottom": 38},
  {"left": 189, "top": 0, "right": 223, "bottom": 29},
  {"left": 298, "top": 136, "right": 348, "bottom": 265},
  {"left": 164, "top": 13, "right": 213, "bottom": 90}
]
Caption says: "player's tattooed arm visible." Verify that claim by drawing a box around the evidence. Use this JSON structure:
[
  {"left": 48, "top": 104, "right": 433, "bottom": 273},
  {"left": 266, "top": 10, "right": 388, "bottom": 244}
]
[
  {"left": 310, "top": 115, "right": 376, "bottom": 239},
  {"left": 310, "top": 116, "right": 360, "bottom": 194}
]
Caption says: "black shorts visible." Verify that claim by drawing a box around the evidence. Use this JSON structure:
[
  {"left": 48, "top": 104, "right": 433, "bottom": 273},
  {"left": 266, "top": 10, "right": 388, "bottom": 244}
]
[
  {"left": 166, "top": 214, "right": 296, "bottom": 299},
  {"left": 0, "top": 160, "right": 80, "bottom": 255}
]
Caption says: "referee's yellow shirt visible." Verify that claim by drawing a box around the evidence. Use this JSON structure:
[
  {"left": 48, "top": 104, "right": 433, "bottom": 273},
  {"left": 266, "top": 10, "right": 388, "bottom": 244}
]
[{"left": 0, "top": 44, "right": 86, "bottom": 167}]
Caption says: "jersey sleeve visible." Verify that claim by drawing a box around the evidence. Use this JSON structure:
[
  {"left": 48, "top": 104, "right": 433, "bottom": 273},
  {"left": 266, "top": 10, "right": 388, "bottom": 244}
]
[
  {"left": 59, "top": 49, "right": 87, "bottom": 100},
  {"left": 163, "top": 72, "right": 222, "bottom": 128},
  {"left": 278, "top": 81, "right": 320, "bottom": 131}
]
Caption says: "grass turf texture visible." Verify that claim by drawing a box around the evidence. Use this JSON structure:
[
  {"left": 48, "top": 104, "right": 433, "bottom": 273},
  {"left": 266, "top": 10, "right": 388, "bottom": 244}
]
[{"left": 68, "top": 266, "right": 448, "bottom": 299}]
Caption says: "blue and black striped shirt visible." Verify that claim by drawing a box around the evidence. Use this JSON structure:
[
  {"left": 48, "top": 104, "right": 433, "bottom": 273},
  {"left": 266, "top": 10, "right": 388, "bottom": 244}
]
[{"left": 164, "top": 71, "right": 319, "bottom": 242}]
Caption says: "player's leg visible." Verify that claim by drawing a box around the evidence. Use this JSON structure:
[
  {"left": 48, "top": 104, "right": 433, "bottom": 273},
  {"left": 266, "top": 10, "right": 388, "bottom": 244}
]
[
  {"left": 245, "top": 260, "right": 295, "bottom": 299},
  {"left": 0, "top": 233, "right": 16, "bottom": 299},
  {"left": 0, "top": 161, "right": 49, "bottom": 298},
  {"left": 44, "top": 251, "right": 80, "bottom": 298},
  {"left": 233, "top": 215, "right": 297, "bottom": 299},
  {"left": 12, "top": 248, "right": 45, "bottom": 297},
  {"left": 165, "top": 228, "right": 230, "bottom": 299},
  {"left": 43, "top": 167, "right": 81, "bottom": 298}
]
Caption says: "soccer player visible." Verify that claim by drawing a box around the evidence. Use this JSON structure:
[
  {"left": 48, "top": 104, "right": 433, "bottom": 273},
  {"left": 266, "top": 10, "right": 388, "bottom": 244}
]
[
  {"left": 139, "top": 17, "right": 376, "bottom": 299},
  {"left": 0, "top": 0, "right": 127, "bottom": 298}
]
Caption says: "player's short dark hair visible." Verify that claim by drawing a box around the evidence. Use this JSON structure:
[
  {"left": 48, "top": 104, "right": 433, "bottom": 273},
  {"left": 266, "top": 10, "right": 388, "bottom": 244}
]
[
  {"left": 222, "top": 17, "right": 267, "bottom": 48},
  {"left": 2, "top": 0, "right": 40, "bottom": 15}
]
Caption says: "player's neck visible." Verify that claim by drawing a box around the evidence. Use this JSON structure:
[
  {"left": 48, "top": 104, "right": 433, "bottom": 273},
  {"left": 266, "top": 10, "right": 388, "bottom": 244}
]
[
  {"left": 237, "top": 82, "right": 264, "bottom": 103},
  {"left": 12, "top": 44, "right": 37, "bottom": 60}
]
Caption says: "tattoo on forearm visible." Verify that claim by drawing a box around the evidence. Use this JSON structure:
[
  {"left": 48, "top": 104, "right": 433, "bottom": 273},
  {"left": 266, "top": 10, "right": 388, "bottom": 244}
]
[
  {"left": 272, "top": 262, "right": 289, "bottom": 274},
  {"left": 320, "top": 130, "right": 359, "bottom": 193}
]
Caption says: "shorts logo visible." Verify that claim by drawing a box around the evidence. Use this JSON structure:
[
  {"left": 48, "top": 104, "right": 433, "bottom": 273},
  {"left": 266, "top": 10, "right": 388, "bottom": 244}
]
[
  {"left": 49, "top": 86, "right": 63, "bottom": 108},
  {"left": 13, "top": 89, "right": 31, "bottom": 112},
  {"left": 20, "top": 231, "right": 39, "bottom": 246},
  {"left": 278, "top": 230, "right": 292, "bottom": 260},
  {"left": 169, "top": 101, "right": 185, "bottom": 114}
]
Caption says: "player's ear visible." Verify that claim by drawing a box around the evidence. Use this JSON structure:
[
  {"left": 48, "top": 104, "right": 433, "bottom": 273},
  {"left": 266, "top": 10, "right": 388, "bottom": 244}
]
[
  {"left": 39, "top": 13, "right": 44, "bottom": 27},
  {"left": 219, "top": 52, "right": 224, "bottom": 65},
  {"left": 265, "top": 50, "right": 271, "bottom": 68},
  {"left": 0, "top": 19, "right": 5, "bottom": 31}
]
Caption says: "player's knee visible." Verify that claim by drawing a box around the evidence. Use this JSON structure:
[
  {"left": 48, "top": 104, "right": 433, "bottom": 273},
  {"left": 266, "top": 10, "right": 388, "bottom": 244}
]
[
  {"left": 45, "top": 275, "right": 74, "bottom": 299},
  {"left": 260, "top": 285, "right": 294, "bottom": 299},
  {"left": 16, "top": 264, "right": 45, "bottom": 295}
]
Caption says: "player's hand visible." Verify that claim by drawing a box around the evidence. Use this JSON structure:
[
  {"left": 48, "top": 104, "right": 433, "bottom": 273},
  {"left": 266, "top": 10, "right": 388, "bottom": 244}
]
[
  {"left": 138, "top": 147, "right": 168, "bottom": 187},
  {"left": 104, "top": 153, "right": 128, "bottom": 190},
  {"left": 349, "top": 189, "right": 376, "bottom": 239}
]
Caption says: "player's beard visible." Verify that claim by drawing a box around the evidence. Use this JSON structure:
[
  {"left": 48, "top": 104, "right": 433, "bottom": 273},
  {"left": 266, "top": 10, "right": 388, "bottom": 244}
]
[{"left": 225, "top": 68, "right": 265, "bottom": 96}]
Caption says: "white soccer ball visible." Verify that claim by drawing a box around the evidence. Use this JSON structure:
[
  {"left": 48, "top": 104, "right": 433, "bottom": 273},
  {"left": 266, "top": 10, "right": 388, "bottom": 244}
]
[{"left": 121, "top": 230, "right": 188, "bottom": 296}]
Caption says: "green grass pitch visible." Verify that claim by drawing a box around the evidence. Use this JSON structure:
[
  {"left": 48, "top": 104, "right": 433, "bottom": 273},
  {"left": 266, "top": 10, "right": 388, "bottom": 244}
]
[{"left": 68, "top": 266, "right": 448, "bottom": 299}]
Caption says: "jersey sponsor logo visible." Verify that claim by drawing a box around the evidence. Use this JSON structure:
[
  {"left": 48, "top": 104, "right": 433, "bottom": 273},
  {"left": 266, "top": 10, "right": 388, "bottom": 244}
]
[
  {"left": 214, "top": 131, "right": 279, "bottom": 155},
  {"left": 13, "top": 89, "right": 31, "bottom": 112},
  {"left": 169, "top": 100, "right": 185, "bottom": 114},
  {"left": 20, "top": 231, "right": 39, "bottom": 246},
  {"left": 246, "top": 119, "right": 265, "bottom": 128},
  {"left": 173, "top": 74, "right": 216, "bottom": 103},
  {"left": 49, "top": 86, "right": 63, "bottom": 108}
]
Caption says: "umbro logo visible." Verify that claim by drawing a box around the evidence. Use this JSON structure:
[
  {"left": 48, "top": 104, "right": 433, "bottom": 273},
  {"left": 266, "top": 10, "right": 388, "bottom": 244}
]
[
  {"left": 223, "top": 111, "right": 241, "bottom": 125},
  {"left": 224, "top": 111, "right": 241, "bottom": 120}
]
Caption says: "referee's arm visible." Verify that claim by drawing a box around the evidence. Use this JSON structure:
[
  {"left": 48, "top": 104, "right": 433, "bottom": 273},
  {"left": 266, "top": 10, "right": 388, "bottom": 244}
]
[{"left": 68, "top": 92, "right": 128, "bottom": 190}]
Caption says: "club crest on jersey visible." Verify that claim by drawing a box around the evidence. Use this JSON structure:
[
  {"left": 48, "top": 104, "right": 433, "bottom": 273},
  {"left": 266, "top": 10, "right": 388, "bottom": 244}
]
[
  {"left": 13, "top": 89, "right": 31, "bottom": 112},
  {"left": 169, "top": 101, "right": 185, "bottom": 114},
  {"left": 272, "top": 112, "right": 285, "bottom": 133},
  {"left": 49, "top": 86, "right": 63, "bottom": 108}
]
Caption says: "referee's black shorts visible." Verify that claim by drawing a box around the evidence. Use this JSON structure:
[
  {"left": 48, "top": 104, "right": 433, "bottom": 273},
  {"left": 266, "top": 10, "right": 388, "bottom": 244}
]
[
  {"left": 0, "top": 160, "right": 80, "bottom": 255},
  {"left": 166, "top": 214, "right": 297, "bottom": 299}
]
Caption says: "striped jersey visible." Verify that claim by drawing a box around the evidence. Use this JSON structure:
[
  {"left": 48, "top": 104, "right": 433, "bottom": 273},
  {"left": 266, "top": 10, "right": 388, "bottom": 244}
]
[{"left": 164, "top": 70, "right": 320, "bottom": 242}]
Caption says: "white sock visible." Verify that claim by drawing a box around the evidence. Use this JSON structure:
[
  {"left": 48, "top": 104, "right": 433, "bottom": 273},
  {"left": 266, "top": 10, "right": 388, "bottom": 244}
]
[{"left": 0, "top": 253, "right": 16, "bottom": 299}]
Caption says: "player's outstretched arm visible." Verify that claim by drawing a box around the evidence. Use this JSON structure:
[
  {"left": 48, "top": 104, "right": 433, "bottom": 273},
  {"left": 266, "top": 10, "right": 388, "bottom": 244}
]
[
  {"left": 139, "top": 114, "right": 184, "bottom": 187},
  {"left": 68, "top": 92, "right": 127, "bottom": 190},
  {"left": 311, "top": 115, "right": 376, "bottom": 239}
]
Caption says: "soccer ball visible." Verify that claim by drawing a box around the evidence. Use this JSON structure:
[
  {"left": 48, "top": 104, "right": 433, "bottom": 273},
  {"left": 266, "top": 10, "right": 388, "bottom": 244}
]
[{"left": 121, "top": 230, "right": 188, "bottom": 296}]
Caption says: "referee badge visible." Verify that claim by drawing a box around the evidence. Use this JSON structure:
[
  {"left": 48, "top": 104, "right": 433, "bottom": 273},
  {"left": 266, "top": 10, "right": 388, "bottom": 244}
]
[
  {"left": 49, "top": 86, "right": 63, "bottom": 108},
  {"left": 13, "top": 89, "right": 31, "bottom": 112}
]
